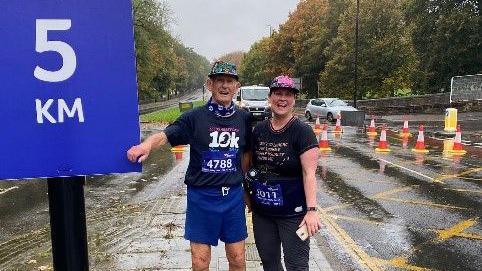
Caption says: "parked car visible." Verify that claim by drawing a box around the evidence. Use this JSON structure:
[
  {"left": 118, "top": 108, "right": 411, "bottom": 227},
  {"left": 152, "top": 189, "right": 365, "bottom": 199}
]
[
  {"left": 235, "top": 85, "right": 270, "bottom": 120},
  {"left": 304, "top": 98, "right": 357, "bottom": 122}
]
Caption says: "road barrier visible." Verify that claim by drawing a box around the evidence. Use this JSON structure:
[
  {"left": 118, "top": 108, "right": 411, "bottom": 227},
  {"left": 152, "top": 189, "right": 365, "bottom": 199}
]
[
  {"left": 340, "top": 111, "right": 365, "bottom": 127},
  {"left": 171, "top": 145, "right": 186, "bottom": 159}
]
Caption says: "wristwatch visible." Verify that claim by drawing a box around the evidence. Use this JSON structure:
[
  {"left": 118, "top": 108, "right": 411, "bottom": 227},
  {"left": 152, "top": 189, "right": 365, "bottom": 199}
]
[{"left": 307, "top": 207, "right": 317, "bottom": 212}]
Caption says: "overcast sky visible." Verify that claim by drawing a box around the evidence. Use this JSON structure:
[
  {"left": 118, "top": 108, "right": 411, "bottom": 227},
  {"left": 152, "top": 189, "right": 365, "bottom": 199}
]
[{"left": 166, "top": 0, "right": 300, "bottom": 61}]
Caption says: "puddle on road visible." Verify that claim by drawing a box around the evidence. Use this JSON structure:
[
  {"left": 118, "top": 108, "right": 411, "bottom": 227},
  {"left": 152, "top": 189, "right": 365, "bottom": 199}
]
[
  {"left": 405, "top": 228, "right": 481, "bottom": 271},
  {"left": 0, "top": 142, "right": 176, "bottom": 270},
  {"left": 332, "top": 145, "right": 480, "bottom": 217},
  {"left": 319, "top": 168, "right": 392, "bottom": 222},
  {"left": 324, "top": 134, "right": 482, "bottom": 270}
]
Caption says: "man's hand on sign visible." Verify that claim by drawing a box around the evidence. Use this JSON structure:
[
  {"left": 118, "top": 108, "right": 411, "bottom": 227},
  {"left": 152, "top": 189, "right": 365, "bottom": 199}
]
[
  {"left": 127, "top": 143, "right": 151, "bottom": 163},
  {"left": 127, "top": 132, "right": 168, "bottom": 163}
]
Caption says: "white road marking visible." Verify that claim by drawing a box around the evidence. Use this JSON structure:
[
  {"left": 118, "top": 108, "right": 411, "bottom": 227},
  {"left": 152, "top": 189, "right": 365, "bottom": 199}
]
[
  {"left": 377, "top": 158, "right": 435, "bottom": 181},
  {"left": 0, "top": 186, "right": 19, "bottom": 195}
]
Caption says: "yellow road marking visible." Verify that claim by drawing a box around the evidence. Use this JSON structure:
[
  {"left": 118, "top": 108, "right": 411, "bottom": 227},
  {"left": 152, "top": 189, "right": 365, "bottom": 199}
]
[
  {"left": 328, "top": 214, "right": 482, "bottom": 241},
  {"left": 378, "top": 197, "right": 468, "bottom": 210},
  {"left": 321, "top": 203, "right": 350, "bottom": 212},
  {"left": 454, "top": 232, "right": 482, "bottom": 240},
  {"left": 433, "top": 167, "right": 482, "bottom": 183},
  {"left": 444, "top": 188, "right": 482, "bottom": 194},
  {"left": 376, "top": 256, "right": 435, "bottom": 271},
  {"left": 372, "top": 186, "right": 414, "bottom": 199},
  {"left": 374, "top": 218, "right": 480, "bottom": 268},
  {"left": 317, "top": 205, "right": 383, "bottom": 271},
  {"left": 458, "top": 177, "right": 482, "bottom": 181},
  {"left": 437, "top": 218, "right": 478, "bottom": 241}
]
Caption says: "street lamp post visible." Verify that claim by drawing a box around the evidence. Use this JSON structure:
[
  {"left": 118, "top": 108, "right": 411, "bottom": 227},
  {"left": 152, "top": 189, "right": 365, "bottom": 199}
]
[
  {"left": 267, "top": 24, "right": 273, "bottom": 37},
  {"left": 354, "top": 0, "right": 360, "bottom": 108}
]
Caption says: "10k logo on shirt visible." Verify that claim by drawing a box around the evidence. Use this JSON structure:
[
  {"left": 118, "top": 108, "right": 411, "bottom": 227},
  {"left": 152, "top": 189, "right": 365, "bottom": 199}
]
[{"left": 208, "top": 131, "right": 239, "bottom": 148}]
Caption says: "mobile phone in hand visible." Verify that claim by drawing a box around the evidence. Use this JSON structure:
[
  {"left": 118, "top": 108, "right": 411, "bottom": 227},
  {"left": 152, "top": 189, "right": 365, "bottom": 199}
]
[{"left": 296, "top": 224, "right": 309, "bottom": 241}]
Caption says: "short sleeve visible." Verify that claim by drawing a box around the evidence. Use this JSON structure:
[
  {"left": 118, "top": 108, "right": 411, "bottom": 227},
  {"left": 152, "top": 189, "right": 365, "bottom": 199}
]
[
  {"left": 164, "top": 112, "right": 192, "bottom": 146},
  {"left": 294, "top": 121, "right": 318, "bottom": 155}
]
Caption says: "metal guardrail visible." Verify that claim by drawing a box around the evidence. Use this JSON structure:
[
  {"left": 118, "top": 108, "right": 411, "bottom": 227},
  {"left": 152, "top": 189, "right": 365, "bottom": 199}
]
[
  {"left": 139, "top": 101, "right": 178, "bottom": 115},
  {"left": 139, "top": 89, "right": 203, "bottom": 115}
]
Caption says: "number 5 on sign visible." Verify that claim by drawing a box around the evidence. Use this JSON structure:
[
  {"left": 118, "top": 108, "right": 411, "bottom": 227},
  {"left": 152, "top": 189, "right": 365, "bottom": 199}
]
[{"left": 34, "top": 19, "right": 77, "bottom": 82}]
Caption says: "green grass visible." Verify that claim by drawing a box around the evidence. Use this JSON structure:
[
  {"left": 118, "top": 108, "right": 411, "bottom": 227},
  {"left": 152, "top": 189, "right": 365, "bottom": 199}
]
[{"left": 141, "top": 100, "right": 205, "bottom": 123}]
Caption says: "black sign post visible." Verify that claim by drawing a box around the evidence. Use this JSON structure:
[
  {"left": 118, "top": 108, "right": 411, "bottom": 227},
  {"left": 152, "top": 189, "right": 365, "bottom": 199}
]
[{"left": 47, "top": 176, "right": 89, "bottom": 271}]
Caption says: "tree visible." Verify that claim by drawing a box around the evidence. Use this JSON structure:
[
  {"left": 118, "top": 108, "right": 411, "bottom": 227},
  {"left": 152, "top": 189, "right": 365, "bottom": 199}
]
[
  {"left": 217, "top": 51, "right": 246, "bottom": 67},
  {"left": 238, "top": 38, "right": 275, "bottom": 86},
  {"left": 133, "top": 0, "right": 210, "bottom": 102},
  {"left": 404, "top": 0, "right": 481, "bottom": 93},
  {"left": 320, "top": 0, "right": 416, "bottom": 99},
  {"left": 277, "top": 0, "right": 329, "bottom": 97}
]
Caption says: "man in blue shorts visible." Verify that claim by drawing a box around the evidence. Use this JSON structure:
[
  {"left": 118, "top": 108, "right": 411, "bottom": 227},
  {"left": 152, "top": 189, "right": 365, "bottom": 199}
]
[{"left": 127, "top": 61, "right": 251, "bottom": 270}]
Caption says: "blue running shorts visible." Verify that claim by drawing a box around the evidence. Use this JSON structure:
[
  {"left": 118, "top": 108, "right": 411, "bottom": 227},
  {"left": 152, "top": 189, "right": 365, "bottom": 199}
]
[{"left": 185, "top": 184, "right": 247, "bottom": 246}]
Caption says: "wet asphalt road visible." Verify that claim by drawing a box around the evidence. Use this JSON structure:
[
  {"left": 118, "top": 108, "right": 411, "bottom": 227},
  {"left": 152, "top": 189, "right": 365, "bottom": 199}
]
[
  {"left": 0, "top": 113, "right": 481, "bottom": 270},
  {"left": 314, "top": 125, "right": 481, "bottom": 271},
  {"left": 0, "top": 127, "right": 177, "bottom": 270}
]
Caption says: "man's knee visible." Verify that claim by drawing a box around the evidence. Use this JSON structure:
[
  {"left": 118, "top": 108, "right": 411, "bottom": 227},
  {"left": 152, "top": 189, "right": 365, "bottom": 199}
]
[
  {"left": 226, "top": 249, "right": 245, "bottom": 267},
  {"left": 192, "top": 254, "right": 210, "bottom": 271},
  {"left": 225, "top": 241, "right": 246, "bottom": 268},
  {"left": 191, "top": 242, "right": 211, "bottom": 271}
]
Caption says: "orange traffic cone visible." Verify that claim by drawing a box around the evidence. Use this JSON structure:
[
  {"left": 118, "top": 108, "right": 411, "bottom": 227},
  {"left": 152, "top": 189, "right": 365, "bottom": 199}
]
[
  {"left": 313, "top": 116, "right": 322, "bottom": 134},
  {"left": 412, "top": 125, "right": 429, "bottom": 153},
  {"left": 400, "top": 116, "right": 412, "bottom": 137},
  {"left": 450, "top": 125, "right": 466, "bottom": 155},
  {"left": 375, "top": 125, "right": 391, "bottom": 152},
  {"left": 319, "top": 124, "right": 331, "bottom": 152},
  {"left": 367, "top": 116, "right": 377, "bottom": 136},
  {"left": 171, "top": 145, "right": 185, "bottom": 159},
  {"left": 333, "top": 114, "right": 343, "bottom": 134}
]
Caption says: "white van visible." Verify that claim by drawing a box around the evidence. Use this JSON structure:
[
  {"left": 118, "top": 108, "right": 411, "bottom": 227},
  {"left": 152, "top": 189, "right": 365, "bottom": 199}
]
[{"left": 235, "top": 85, "right": 270, "bottom": 120}]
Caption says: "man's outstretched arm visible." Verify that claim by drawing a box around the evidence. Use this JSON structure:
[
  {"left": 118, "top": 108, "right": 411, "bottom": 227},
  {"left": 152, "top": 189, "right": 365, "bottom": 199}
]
[{"left": 127, "top": 132, "right": 168, "bottom": 163}]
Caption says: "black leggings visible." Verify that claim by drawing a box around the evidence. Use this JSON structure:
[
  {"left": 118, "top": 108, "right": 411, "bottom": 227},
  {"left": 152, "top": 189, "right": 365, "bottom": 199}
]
[{"left": 252, "top": 212, "right": 310, "bottom": 271}]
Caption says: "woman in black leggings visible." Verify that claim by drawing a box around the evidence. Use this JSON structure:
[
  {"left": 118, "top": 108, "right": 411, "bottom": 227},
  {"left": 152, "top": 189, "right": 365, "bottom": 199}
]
[{"left": 246, "top": 75, "right": 322, "bottom": 270}]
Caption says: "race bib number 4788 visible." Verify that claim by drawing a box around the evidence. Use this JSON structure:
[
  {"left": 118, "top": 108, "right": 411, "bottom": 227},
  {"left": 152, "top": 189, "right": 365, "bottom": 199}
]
[{"left": 202, "top": 151, "right": 237, "bottom": 173}]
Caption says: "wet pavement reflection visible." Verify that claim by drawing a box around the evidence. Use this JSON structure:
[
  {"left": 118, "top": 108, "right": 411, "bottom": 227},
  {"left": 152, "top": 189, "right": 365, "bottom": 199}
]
[
  {"left": 0, "top": 130, "right": 176, "bottom": 270},
  {"left": 0, "top": 118, "right": 481, "bottom": 270}
]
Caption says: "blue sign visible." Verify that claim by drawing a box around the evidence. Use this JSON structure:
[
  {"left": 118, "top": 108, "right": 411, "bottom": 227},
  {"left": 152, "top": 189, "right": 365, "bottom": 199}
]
[{"left": 0, "top": 1, "right": 141, "bottom": 180}]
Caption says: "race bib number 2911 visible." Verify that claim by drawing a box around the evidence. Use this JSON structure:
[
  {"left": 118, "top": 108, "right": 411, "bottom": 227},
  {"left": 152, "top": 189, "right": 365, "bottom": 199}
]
[{"left": 202, "top": 151, "right": 237, "bottom": 173}]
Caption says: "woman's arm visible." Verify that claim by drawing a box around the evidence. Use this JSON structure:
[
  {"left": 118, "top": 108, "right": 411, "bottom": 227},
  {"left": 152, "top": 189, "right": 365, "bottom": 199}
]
[
  {"left": 299, "top": 147, "right": 322, "bottom": 236},
  {"left": 242, "top": 150, "right": 252, "bottom": 174}
]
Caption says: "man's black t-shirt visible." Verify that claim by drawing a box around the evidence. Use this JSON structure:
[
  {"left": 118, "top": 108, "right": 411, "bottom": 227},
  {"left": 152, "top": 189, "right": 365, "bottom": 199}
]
[
  {"left": 164, "top": 105, "right": 251, "bottom": 187},
  {"left": 252, "top": 117, "right": 318, "bottom": 181}
]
